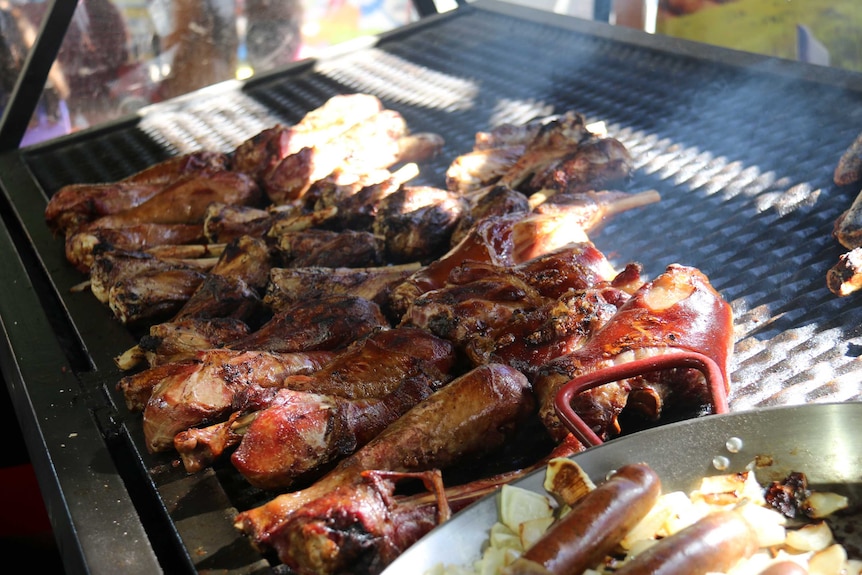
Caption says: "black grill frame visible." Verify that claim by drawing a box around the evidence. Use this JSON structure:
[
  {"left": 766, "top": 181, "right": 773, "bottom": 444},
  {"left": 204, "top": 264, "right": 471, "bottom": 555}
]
[{"left": 3, "top": 2, "right": 862, "bottom": 573}]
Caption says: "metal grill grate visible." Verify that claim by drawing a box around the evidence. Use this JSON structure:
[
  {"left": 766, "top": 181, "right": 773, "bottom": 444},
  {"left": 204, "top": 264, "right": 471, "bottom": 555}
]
[{"left": 10, "top": 2, "right": 862, "bottom": 572}]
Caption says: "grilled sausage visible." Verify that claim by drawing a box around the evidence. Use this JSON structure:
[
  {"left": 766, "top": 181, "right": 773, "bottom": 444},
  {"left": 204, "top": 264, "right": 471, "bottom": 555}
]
[
  {"left": 504, "top": 462, "right": 661, "bottom": 575},
  {"left": 614, "top": 509, "right": 759, "bottom": 575},
  {"left": 759, "top": 562, "right": 809, "bottom": 575}
]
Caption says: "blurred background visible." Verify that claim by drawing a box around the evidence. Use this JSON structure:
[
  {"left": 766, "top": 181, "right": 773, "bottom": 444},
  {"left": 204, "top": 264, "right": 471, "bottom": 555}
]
[{"left": 1, "top": 0, "right": 859, "bottom": 148}]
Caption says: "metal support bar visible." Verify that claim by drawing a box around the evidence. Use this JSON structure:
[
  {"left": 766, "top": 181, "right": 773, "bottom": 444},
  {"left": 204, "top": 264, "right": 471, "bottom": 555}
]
[{"left": 0, "top": 0, "right": 76, "bottom": 152}]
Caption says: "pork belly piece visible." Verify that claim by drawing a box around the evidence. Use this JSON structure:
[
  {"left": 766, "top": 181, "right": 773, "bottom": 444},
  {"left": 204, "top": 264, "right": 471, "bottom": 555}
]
[
  {"left": 372, "top": 185, "right": 469, "bottom": 263},
  {"left": 225, "top": 295, "right": 389, "bottom": 353},
  {"left": 263, "top": 263, "right": 420, "bottom": 313},
  {"left": 533, "top": 264, "right": 734, "bottom": 443}
]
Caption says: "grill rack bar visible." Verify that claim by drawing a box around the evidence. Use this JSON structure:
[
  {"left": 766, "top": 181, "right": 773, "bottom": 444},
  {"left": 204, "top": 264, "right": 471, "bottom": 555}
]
[{"left": 2, "top": 2, "right": 862, "bottom": 573}]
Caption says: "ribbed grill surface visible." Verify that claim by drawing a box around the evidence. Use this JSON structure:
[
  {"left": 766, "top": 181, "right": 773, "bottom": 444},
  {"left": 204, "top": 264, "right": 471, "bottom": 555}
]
[{"left": 15, "top": 6, "right": 862, "bottom": 569}]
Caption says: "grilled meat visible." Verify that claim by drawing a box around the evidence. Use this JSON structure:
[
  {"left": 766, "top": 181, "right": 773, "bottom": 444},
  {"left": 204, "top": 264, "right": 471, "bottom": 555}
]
[
  {"left": 228, "top": 368, "right": 447, "bottom": 490},
  {"left": 203, "top": 203, "right": 274, "bottom": 243},
  {"left": 232, "top": 94, "right": 384, "bottom": 184},
  {"left": 274, "top": 327, "right": 456, "bottom": 400},
  {"left": 115, "top": 316, "right": 251, "bottom": 370},
  {"left": 44, "top": 151, "right": 231, "bottom": 236},
  {"left": 275, "top": 229, "right": 383, "bottom": 268},
  {"left": 234, "top": 363, "right": 535, "bottom": 550},
  {"left": 386, "top": 211, "right": 591, "bottom": 320},
  {"left": 138, "top": 350, "right": 337, "bottom": 452},
  {"left": 65, "top": 224, "right": 207, "bottom": 272},
  {"left": 827, "top": 247, "right": 862, "bottom": 296},
  {"left": 263, "top": 263, "right": 421, "bottom": 313},
  {"left": 225, "top": 295, "right": 389, "bottom": 353},
  {"left": 532, "top": 264, "right": 734, "bottom": 443},
  {"left": 372, "top": 185, "right": 469, "bottom": 263},
  {"left": 85, "top": 171, "right": 262, "bottom": 230},
  {"left": 834, "top": 129, "right": 862, "bottom": 186},
  {"left": 89, "top": 249, "right": 217, "bottom": 304},
  {"left": 262, "top": 109, "right": 409, "bottom": 203}
]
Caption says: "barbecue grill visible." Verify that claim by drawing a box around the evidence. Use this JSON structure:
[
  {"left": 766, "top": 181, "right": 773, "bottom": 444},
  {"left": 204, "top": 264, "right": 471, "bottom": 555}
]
[{"left": 2, "top": 1, "right": 862, "bottom": 573}]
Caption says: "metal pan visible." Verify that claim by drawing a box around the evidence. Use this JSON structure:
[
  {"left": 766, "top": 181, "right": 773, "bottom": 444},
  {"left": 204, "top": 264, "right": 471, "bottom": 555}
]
[{"left": 382, "top": 401, "right": 862, "bottom": 574}]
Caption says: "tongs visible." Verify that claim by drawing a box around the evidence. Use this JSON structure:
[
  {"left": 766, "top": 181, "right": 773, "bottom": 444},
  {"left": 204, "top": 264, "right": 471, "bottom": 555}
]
[{"left": 554, "top": 350, "right": 729, "bottom": 448}]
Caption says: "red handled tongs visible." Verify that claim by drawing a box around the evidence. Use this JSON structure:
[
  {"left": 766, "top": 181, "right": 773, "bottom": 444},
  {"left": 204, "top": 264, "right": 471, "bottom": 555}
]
[{"left": 554, "top": 350, "right": 730, "bottom": 448}]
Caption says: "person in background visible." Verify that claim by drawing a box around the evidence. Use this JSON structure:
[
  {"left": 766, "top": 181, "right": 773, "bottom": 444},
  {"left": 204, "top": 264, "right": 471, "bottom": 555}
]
[{"left": 0, "top": 0, "right": 72, "bottom": 145}]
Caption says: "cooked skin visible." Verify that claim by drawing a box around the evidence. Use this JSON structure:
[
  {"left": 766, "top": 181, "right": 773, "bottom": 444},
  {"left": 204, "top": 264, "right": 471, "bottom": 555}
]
[
  {"left": 275, "top": 229, "right": 383, "bottom": 268},
  {"left": 263, "top": 263, "right": 421, "bottom": 313},
  {"left": 115, "top": 316, "right": 251, "bottom": 370},
  {"left": 228, "top": 369, "right": 447, "bottom": 489},
  {"left": 89, "top": 249, "right": 216, "bottom": 304},
  {"left": 834, "top": 129, "right": 862, "bottom": 186},
  {"left": 833, "top": 188, "right": 862, "bottom": 250},
  {"left": 827, "top": 247, "right": 862, "bottom": 296},
  {"left": 386, "top": 212, "right": 591, "bottom": 320},
  {"left": 372, "top": 185, "right": 469, "bottom": 263},
  {"left": 44, "top": 150, "right": 231, "bottom": 235},
  {"left": 533, "top": 264, "right": 734, "bottom": 442},
  {"left": 225, "top": 295, "right": 389, "bottom": 353},
  {"left": 65, "top": 223, "right": 207, "bottom": 272},
  {"left": 274, "top": 326, "right": 456, "bottom": 400},
  {"left": 262, "top": 109, "right": 409, "bottom": 204},
  {"left": 203, "top": 203, "right": 274, "bottom": 243},
  {"left": 234, "top": 363, "right": 535, "bottom": 551},
  {"left": 85, "top": 171, "right": 262, "bottom": 229},
  {"left": 139, "top": 349, "right": 337, "bottom": 452},
  {"left": 108, "top": 267, "right": 209, "bottom": 325},
  {"left": 232, "top": 94, "right": 384, "bottom": 183}
]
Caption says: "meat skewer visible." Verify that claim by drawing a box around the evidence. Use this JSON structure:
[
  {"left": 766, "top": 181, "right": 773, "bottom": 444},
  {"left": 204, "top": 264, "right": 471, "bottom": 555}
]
[{"left": 234, "top": 363, "right": 536, "bottom": 553}]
